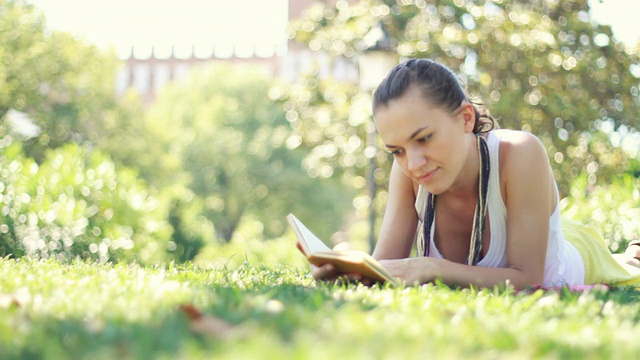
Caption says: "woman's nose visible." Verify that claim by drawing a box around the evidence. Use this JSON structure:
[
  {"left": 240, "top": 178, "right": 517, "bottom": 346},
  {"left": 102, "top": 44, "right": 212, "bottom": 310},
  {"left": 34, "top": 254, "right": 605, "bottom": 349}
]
[{"left": 406, "top": 149, "right": 426, "bottom": 172}]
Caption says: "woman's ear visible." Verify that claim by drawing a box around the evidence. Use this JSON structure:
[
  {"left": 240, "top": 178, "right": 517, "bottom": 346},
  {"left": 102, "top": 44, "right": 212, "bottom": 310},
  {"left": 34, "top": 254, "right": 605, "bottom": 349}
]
[{"left": 460, "top": 103, "right": 476, "bottom": 133}]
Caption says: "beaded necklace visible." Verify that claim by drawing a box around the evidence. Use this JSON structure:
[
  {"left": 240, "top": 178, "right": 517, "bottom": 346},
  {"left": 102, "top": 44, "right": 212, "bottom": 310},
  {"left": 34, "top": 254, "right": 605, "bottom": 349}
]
[{"left": 418, "top": 134, "right": 490, "bottom": 265}]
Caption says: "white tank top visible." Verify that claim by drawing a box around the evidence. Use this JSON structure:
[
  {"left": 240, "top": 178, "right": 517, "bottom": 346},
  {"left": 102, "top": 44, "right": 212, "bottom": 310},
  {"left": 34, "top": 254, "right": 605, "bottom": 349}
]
[{"left": 414, "top": 129, "right": 585, "bottom": 286}]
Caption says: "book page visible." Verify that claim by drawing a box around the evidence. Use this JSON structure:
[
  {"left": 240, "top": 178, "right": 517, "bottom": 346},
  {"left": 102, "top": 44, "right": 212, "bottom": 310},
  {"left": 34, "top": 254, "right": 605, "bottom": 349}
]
[
  {"left": 287, "top": 214, "right": 331, "bottom": 255},
  {"left": 288, "top": 213, "right": 400, "bottom": 286}
]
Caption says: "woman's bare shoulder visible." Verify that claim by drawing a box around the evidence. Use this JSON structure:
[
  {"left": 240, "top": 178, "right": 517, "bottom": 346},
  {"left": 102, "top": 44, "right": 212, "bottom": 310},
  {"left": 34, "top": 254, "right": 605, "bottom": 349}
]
[
  {"left": 493, "top": 129, "right": 553, "bottom": 205},
  {"left": 493, "top": 129, "right": 543, "bottom": 146},
  {"left": 494, "top": 129, "right": 548, "bottom": 164}
]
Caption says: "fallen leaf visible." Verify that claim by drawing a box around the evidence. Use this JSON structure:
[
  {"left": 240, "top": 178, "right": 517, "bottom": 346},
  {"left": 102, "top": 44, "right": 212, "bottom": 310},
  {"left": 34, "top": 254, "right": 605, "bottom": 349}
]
[
  {"left": 178, "top": 304, "right": 236, "bottom": 338},
  {"left": 0, "top": 293, "right": 22, "bottom": 310}
]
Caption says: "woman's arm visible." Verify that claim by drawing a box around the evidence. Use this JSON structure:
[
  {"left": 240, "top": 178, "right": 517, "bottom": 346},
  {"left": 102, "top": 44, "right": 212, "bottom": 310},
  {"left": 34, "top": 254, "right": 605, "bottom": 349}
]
[
  {"left": 500, "top": 131, "right": 554, "bottom": 287},
  {"left": 379, "top": 132, "right": 555, "bottom": 289},
  {"left": 372, "top": 160, "right": 419, "bottom": 260},
  {"left": 378, "top": 257, "right": 539, "bottom": 289}
]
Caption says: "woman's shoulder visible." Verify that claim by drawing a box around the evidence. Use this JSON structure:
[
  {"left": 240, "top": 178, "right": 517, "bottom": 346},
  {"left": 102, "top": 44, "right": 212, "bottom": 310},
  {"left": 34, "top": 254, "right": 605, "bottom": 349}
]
[
  {"left": 490, "top": 129, "right": 546, "bottom": 155},
  {"left": 490, "top": 129, "right": 550, "bottom": 178},
  {"left": 489, "top": 131, "right": 555, "bottom": 213},
  {"left": 490, "top": 129, "right": 540, "bottom": 144}
]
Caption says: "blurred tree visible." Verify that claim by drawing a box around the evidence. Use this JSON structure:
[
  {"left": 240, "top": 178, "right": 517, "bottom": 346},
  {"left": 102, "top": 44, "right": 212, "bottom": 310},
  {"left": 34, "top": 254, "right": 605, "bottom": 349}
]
[
  {"left": 144, "top": 64, "right": 353, "bottom": 243},
  {"left": 285, "top": 0, "right": 640, "bottom": 196},
  {"left": 561, "top": 173, "right": 639, "bottom": 251},
  {"left": 0, "top": 0, "right": 132, "bottom": 162},
  {"left": 0, "top": 0, "right": 52, "bottom": 122},
  {"left": 271, "top": 72, "right": 385, "bottom": 230}
]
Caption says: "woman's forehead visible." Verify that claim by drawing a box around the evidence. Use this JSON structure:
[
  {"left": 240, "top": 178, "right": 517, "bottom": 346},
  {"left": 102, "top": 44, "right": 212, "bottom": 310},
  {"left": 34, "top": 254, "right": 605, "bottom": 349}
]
[{"left": 375, "top": 102, "right": 447, "bottom": 141}]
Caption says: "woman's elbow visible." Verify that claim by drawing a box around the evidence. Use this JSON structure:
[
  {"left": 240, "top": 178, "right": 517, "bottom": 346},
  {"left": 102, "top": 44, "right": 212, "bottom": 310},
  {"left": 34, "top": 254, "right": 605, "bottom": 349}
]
[{"left": 508, "top": 267, "right": 545, "bottom": 290}]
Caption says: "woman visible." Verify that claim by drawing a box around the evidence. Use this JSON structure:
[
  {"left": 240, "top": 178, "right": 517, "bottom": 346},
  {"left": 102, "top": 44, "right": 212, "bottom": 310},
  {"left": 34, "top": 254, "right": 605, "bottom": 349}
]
[{"left": 313, "top": 58, "right": 640, "bottom": 289}]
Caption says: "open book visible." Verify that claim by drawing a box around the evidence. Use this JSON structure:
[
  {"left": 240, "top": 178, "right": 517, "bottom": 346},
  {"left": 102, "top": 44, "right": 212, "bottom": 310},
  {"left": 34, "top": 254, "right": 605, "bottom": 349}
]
[{"left": 287, "top": 213, "right": 400, "bottom": 286}]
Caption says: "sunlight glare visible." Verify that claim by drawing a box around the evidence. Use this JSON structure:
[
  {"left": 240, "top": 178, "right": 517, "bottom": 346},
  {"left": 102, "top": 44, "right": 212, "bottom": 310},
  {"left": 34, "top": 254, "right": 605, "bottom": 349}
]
[{"left": 27, "top": 0, "right": 288, "bottom": 58}]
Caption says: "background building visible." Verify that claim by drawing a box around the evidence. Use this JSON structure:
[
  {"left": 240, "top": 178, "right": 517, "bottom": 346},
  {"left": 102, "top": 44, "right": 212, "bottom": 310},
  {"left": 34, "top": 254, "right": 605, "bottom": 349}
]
[{"left": 115, "top": 0, "right": 358, "bottom": 105}]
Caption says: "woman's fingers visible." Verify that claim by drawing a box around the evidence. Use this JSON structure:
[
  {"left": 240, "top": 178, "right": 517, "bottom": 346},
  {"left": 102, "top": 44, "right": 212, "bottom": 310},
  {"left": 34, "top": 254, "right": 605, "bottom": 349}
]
[
  {"left": 310, "top": 263, "right": 378, "bottom": 286},
  {"left": 310, "top": 263, "right": 335, "bottom": 279}
]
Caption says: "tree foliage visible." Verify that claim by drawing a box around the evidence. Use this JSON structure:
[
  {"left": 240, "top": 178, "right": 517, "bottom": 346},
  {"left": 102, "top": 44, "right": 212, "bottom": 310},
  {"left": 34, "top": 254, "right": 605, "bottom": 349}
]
[
  {"left": 0, "top": 0, "right": 128, "bottom": 161},
  {"left": 285, "top": 0, "right": 640, "bottom": 196},
  {"left": 143, "top": 64, "right": 353, "bottom": 243},
  {"left": 0, "top": 1, "right": 354, "bottom": 258},
  {"left": 0, "top": 1, "right": 184, "bottom": 262},
  {"left": 561, "top": 173, "right": 639, "bottom": 250}
]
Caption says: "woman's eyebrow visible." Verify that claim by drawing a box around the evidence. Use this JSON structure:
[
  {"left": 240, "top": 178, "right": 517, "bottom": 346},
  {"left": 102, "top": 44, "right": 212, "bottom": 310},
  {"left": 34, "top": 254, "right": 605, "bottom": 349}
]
[
  {"left": 408, "top": 126, "right": 429, "bottom": 141},
  {"left": 384, "top": 126, "right": 429, "bottom": 149}
]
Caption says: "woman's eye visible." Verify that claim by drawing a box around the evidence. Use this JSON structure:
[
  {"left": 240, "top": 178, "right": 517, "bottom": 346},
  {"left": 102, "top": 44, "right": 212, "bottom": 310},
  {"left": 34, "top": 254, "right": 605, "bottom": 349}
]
[
  {"left": 418, "top": 135, "right": 431, "bottom": 143},
  {"left": 390, "top": 149, "right": 404, "bottom": 156}
]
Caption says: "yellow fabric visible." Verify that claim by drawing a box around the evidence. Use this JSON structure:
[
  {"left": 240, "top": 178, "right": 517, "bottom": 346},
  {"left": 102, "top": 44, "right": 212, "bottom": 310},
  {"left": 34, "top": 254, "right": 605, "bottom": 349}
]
[{"left": 561, "top": 217, "right": 640, "bottom": 286}]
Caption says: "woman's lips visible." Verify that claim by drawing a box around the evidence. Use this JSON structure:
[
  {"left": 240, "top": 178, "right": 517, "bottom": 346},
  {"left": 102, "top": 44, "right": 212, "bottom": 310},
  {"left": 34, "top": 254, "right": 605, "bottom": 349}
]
[{"left": 417, "top": 168, "right": 438, "bottom": 183}]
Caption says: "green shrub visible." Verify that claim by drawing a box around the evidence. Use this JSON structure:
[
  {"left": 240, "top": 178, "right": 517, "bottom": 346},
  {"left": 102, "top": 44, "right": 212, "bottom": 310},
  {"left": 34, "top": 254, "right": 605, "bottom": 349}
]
[
  {"left": 193, "top": 217, "right": 307, "bottom": 270},
  {"left": 560, "top": 174, "right": 640, "bottom": 252},
  {"left": 0, "top": 136, "right": 172, "bottom": 264}
]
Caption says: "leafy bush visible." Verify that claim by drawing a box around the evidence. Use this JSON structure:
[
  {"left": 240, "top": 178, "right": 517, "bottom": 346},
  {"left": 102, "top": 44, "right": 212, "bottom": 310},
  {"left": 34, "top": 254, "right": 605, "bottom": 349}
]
[
  {"left": 560, "top": 174, "right": 640, "bottom": 252},
  {"left": 193, "top": 217, "right": 307, "bottom": 270},
  {"left": 163, "top": 187, "right": 217, "bottom": 263},
  {"left": 0, "top": 135, "right": 173, "bottom": 264}
]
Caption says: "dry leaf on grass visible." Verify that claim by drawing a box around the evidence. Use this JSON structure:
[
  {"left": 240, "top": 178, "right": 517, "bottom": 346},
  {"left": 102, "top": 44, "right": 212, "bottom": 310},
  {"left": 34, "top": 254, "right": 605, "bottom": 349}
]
[
  {"left": 0, "top": 289, "right": 29, "bottom": 310},
  {"left": 178, "top": 304, "right": 237, "bottom": 338},
  {"left": 0, "top": 294, "right": 21, "bottom": 310}
]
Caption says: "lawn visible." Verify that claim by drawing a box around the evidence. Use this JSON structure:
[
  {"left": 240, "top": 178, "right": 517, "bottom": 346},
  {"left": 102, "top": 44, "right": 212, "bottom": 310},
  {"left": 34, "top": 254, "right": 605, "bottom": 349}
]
[{"left": 1, "top": 257, "right": 639, "bottom": 359}]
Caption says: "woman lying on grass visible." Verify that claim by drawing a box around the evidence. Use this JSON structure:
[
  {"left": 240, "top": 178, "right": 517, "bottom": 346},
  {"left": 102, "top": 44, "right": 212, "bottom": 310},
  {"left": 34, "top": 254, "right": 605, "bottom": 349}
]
[{"left": 312, "top": 58, "right": 640, "bottom": 289}]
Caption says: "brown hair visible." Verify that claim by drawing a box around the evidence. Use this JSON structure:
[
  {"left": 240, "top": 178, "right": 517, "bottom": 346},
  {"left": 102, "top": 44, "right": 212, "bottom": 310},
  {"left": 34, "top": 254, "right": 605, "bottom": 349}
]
[{"left": 373, "top": 58, "right": 497, "bottom": 134}]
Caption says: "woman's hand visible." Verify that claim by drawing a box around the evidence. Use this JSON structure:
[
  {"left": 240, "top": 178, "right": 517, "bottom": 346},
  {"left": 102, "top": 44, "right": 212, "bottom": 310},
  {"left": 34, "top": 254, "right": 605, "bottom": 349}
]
[
  {"left": 296, "top": 241, "right": 376, "bottom": 286},
  {"left": 378, "top": 257, "right": 443, "bottom": 286},
  {"left": 310, "top": 263, "right": 377, "bottom": 286}
]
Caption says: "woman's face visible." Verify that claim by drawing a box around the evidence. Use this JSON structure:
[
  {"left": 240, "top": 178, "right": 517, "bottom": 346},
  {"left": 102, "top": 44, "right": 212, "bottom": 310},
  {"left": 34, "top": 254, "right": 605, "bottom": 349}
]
[{"left": 374, "top": 87, "right": 476, "bottom": 194}]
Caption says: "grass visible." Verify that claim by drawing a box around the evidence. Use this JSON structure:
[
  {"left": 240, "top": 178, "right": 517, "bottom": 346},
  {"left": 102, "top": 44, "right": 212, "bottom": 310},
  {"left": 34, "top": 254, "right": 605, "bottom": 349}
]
[{"left": 1, "top": 256, "right": 639, "bottom": 360}]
